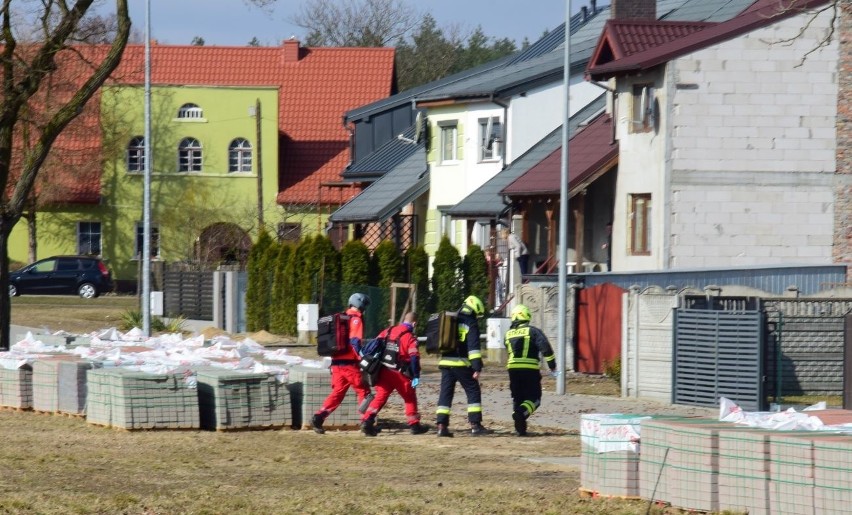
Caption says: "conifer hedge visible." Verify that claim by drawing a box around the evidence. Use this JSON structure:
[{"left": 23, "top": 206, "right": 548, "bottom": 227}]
[
  {"left": 463, "top": 244, "right": 490, "bottom": 312},
  {"left": 245, "top": 230, "right": 273, "bottom": 332},
  {"left": 269, "top": 244, "right": 293, "bottom": 335},
  {"left": 432, "top": 236, "right": 464, "bottom": 312},
  {"left": 406, "top": 244, "right": 431, "bottom": 334}
]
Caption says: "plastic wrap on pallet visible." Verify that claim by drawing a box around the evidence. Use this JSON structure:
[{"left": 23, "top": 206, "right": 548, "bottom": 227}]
[{"left": 580, "top": 413, "right": 650, "bottom": 453}]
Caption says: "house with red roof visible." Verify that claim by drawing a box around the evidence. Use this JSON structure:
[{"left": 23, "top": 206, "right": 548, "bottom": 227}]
[
  {"left": 8, "top": 40, "right": 395, "bottom": 287},
  {"left": 586, "top": 0, "right": 844, "bottom": 273}
]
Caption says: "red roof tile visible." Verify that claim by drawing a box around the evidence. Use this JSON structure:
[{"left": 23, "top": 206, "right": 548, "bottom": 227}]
[
  {"left": 16, "top": 42, "right": 395, "bottom": 205},
  {"left": 590, "top": 20, "right": 713, "bottom": 64},
  {"left": 502, "top": 113, "right": 618, "bottom": 196},
  {"left": 587, "top": 0, "right": 830, "bottom": 80}
]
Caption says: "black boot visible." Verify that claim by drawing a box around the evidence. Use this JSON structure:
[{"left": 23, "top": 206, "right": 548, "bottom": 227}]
[
  {"left": 311, "top": 414, "right": 325, "bottom": 434},
  {"left": 361, "top": 418, "right": 378, "bottom": 437},
  {"left": 513, "top": 411, "right": 528, "bottom": 436},
  {"left": 470, "top": 423, "right": 490, "bottom": 436},
  {"left": 436, "top": 423, "right": 454, "bottom": 438},
  {"left": 409, "top": 422, "right": 429, "bottom": 435}
]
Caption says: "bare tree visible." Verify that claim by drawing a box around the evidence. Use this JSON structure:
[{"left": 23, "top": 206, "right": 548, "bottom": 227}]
[
  {"left": 289, "top": 0, "right": 421, "bottom": 46},
  {"left": 0, "top": 0, "right": 131, "bottom": 350}
]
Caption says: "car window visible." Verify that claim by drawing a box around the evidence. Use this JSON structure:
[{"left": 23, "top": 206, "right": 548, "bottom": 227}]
[
  {"left": 80, "top": 259, "right": 96, "bottom": 270},
  {"left": 32, "top": 259, "right": 57, "bottom": 273},
  {"left": 57, "top": 258, "right": 81, "bottom": 271}
]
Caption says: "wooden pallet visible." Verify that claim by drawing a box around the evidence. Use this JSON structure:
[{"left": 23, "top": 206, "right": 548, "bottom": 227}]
[
  {"left": 577, "top": 488, "right": 643, "bottom": 501},
  {"left": 0, "top": 405, "right": 32, "bottom": 412}
]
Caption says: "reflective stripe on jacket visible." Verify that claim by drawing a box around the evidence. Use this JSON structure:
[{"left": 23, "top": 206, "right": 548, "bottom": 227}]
[{"left": 504, "top": 322, "right": 556, "bottom": 371}]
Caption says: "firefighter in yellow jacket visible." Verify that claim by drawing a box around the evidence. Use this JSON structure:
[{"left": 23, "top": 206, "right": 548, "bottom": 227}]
[
  {"left": 504, "top": 304, "right": 556, "bottom": 436},
  {"left": 435, "top": 295, "right": 488, "bottom": 437}
]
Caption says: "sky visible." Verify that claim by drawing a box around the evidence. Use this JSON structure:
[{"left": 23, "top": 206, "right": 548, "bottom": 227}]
[{"left": 110, "top": 0, "right": 591, "bottom": 48}]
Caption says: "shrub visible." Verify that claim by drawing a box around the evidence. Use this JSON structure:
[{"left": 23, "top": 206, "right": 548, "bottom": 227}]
[
  {"left": 406, "top": 245, "right": 431, "bottom": 334},
  {"left": 340, "top": 239, "right": 371, "bottom": 308},
  {"left": 432, "top": 236, "right": 463, "bottom": 312},
  {"left": 463, "top": 244, "right": 489, "bottom": 313},
  {"left": 245, "top": 230, "right": 274, "bottom": 332},
  {"left": 269, "top": 244, "right": 294, "bottom": 335},
  {"left": 311, "top": 235, "right": 342, "bottom": 314},
  {"left": 603, "top": 356, "right": 622, "bottom": 383}
]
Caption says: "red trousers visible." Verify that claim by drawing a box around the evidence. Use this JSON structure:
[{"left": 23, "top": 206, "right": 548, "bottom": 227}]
[
  {"left": 362, "top": 367, "right": 420, "bottom": 425},
  {"left": 317, "top": 363, "right": 370, "bottom": 416}
]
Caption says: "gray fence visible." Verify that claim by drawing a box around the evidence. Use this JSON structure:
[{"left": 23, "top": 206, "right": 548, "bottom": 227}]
[{"left": 163, "top": 270, "right": 214, "bottom": 321}]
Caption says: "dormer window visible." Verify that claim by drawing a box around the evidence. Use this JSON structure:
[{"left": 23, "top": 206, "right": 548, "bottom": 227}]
[{"left": 177, "top": 103, "right": 203, "bottom": 119}]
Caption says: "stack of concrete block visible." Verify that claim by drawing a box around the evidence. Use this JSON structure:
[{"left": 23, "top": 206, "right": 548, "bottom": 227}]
[
  {"left": 32, "top": 357, "right": 100, "bottom": 414},
  {"left": 287, "top": 365, "right": 358, "bottom": 429},
  {"left": 85, "top": 368, "right": 199, "bottom": 430},
  {"left": 768, "top": 432, "right": 822, "bottom": 515},
  {"left": 639, "top": 418, "right": 734, "bottom": 512},
  {"left": 195, "top": 367, "right": 290, "bottom": 430},
  {"left": 580, "top": 413, "right": 646, "bottom": 497},
  {"left": 718, "top": 427, "right": 773, "bottom": 515},
  {"left": 813, "top": 435, "right": 852, "bottom": 514},
  {"left": 0, "top": 366, "right": 32, "bottom": 409}
]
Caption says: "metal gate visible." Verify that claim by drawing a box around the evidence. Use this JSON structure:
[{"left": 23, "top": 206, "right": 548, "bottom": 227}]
[
  {"left": 673, "top": 306, "right": 764, "bottom": 410},
  {"left": 576, "top": 283, "right": 625, "bottom": 374}
]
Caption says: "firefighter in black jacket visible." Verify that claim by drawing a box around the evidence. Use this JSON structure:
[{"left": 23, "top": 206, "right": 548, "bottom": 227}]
[
  {"left": 435, "top": 295, "right": 488, "bottom": 437},
  {"left": 504, "top": 304, "right": 557, "bottom": 436}
]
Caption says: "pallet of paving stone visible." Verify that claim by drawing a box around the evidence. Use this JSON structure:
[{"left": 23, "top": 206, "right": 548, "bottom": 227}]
[
  {"left": 86, "top": 368, "right": 199, "bottom": 430},
  {"left": 639, "top": 417, "right": 737, "bottom": 513},
  {"left": 717, "top": 426, "right": 776, "bottom": 515},
  {"left": 0, "top": 365, "right": 33, "bottom": 409},
  {"left": 287, "top": 365, "right": 359, "bottom": 430},
  {"left": 32, "top": 356, "right": 101, "bottom": 414},
  {"left": 195, "top": 367, "right": 290, "bottom": 431},
  {"left": 812, "top": 434, "right": 852, "bottom": 514},
  {"left": 580, "top": 414, "right": 649, "bottom": 498}
]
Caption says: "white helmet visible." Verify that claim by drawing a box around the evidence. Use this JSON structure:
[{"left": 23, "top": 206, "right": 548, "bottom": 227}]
[{"left": 348, "top": 293, "right": 371, "bottom": 311}]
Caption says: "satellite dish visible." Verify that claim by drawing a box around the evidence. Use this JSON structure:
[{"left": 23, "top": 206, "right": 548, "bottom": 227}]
[
  {"left": 483, "top": 117, "right": 495, "bottom": 150},
  {"left": 414, "top": 111, "right": 424, "bottom": 143}
]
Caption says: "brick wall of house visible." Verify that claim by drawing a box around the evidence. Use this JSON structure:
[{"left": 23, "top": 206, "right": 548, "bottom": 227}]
[
  {"left": 836, "top": 1, "right": 852, "bottom": 282},
  {"left": 666, "top": 8, "right": 840, "bottom": 269}
]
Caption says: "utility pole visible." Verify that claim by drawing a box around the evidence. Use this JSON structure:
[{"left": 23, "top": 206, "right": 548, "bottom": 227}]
[{"left": 255, "top": 98, "right": 264, "bottom": 229}]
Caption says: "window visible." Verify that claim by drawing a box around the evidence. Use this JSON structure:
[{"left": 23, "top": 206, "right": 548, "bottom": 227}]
[
  {"left": 178, "top": 137, "right": 203, "bottom": 172},
  {"left": 277, "top": 222, "right": 302, "bottom": 243},
  {"left": 479, "top": 117, "right": 502, "bottom": 161},
  {"left": 439, "top": 122, "right": 457, "bottom": 163},
  {"left": 228, "top": 138, "right": 253, "bottom": 173},
  {"left": 631, "top": 84, "right": 656, "bottom": 133},
  {"left": 628, "top": 193, "right": 652, "bottom": 255},
  {"left": 126, "top": 136, "right": 145, "bottom": 173},
  {"left": 135, "top": 223, "right": 160, "bottom": 259},
  {"left": 177, "top": 103, "right": 203, "bottom": 119},
  {"left": 77, "top": 221, "right": 101, "bottom": 255}
]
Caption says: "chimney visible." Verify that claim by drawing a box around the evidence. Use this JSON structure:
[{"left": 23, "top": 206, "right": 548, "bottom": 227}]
[
  {"left": 591, "top": 0, "right": 597, "bottom": 14},
  {"left": 611, "top": 0, "right": 656, "bottom": 20},
  {"left": 282, "top": 37, "right": 300, "bottom": 62}
]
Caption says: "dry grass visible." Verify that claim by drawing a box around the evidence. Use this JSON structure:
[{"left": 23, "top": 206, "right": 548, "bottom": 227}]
[{"left": 11, "top": 294, "right": 138, "bottom": 335}]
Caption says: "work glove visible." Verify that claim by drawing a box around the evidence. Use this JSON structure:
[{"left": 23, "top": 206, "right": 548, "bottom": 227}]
[{"left": 411, "top": 378, "right": 420, "bottom": 388}]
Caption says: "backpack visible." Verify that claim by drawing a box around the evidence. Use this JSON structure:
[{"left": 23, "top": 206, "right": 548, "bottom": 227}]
[
  {"left": 316, "top": 313, "right": 351, "bottom": 357},
  {"left": 381, "top": 326, "right": 412, "bottom": 371},
  {"left": 359, "top": 330, "right": 390, "bottom": 386},
  {"left": 425, "top": 311, "right": 459, "bottom": 355}
]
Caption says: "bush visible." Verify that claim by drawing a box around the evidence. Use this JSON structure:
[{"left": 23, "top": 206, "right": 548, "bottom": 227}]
[
  {"left": 311, "top": 235, "right": 342, "bottom": 314},
  {"left": 463, "top": 244, "right": 489, "bottom": 312},
  {"left": 245, "top": 230, "right": 274, "bottom": 332},
  {"left": 432, "top": 236, "right": 463, "bottom": 313},
  {"left": 340, "top": 240, "right": 371, "bottom": 309},
  {"left": 603, "top": 356, "right": 622, "bottom": 383},
  {"left": 406, "top": 245, "right": 431, "bottom": 334},
  {"left": 118, "top": 309, "right": 186, "bottom": 333},
  {"left": 269, "top": 244, "right": 294, "bottom": 335}
]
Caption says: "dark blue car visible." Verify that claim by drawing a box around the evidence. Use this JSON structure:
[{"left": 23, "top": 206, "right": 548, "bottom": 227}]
[{"left": 9, "top": 256, "right": 113, "bottom": 298}]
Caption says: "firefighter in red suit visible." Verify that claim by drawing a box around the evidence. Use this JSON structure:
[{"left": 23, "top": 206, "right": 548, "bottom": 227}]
[
  {"left": 311, "top": 293, "right": 372, "bottom": 434},
  {"left": 360, "top": 312, "right": 428, "bottom": 436}
]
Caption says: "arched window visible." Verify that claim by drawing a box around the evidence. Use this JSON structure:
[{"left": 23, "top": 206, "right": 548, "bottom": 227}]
[
  {"left": 177, "top": 103, "right": 203, "bottom": 119},
  {"left": 228, "top": 138, "right": 252, "bottom": 173},
  {"left": 126, "top": 136, "right": 145, "bottom": 172},
  {"left": 178, "top": 137, "right": 203, "bottom": 172}
]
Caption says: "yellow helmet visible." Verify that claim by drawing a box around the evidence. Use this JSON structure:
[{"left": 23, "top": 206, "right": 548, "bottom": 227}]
[
  {"left": 510, "top": 304, "right": 531, "bottom": 323},
  {"left": 463, "top": 295, "right": 485, "bottom": 317}
]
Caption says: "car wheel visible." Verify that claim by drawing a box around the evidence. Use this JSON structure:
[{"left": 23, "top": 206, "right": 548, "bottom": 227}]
[
  {"left": 9, "top": 284, "right": 17, "bottom": 297},
  {"left": 78, "top": 283, "right": 98, "bottom": 299}
]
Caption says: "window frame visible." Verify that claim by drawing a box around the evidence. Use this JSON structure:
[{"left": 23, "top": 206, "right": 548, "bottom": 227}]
[
  {"left": 478, "top": 116, "right": 502, "bottom": 162},
  {"left": 77, "top": 221, "right": 102, "bottom": 255},
  {"left": 228, "top": 137, "right": 253, "bottom": 173},
  {"left": 178, "top": 137, "right": 203, "bottom": 172},
  {"left": 177, "top": 103, "right": 204, "bottom": 119},
  {"left": 134, "top": 222, "right": 160, "bottom": 260},
  {"left": 630, "top": 84, "right": 656, "bottom": 134},
  {"left": 438, "top": 121, "right": 458, "bottom": 163},
  {"left": 126, "top": 136, "right": 145, "bottom": 173},
  {"left": 628, "top": 193, "right": 652, "bottom": 256}
]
